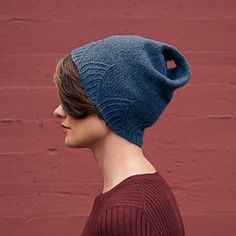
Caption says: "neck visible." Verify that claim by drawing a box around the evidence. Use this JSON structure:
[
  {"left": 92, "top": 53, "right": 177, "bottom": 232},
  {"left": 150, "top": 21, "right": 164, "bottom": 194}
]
[{"left": 90, "top": 132, "right": 156, "bottom": 193}]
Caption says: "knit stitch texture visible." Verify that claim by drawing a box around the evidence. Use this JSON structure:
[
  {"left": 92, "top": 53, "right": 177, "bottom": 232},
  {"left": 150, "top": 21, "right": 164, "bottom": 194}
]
[
  {"left": 70, "top": 35, "right": 191, "bottom": 147},
  {"left": 80, "top": 171, "right": 185, "bottom": 235}
]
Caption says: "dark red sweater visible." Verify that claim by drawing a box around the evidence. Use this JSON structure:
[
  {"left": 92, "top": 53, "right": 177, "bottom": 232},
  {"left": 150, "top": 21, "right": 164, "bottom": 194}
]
[{"left": 80, "top": 170, "right": 185, "bottom": 236}]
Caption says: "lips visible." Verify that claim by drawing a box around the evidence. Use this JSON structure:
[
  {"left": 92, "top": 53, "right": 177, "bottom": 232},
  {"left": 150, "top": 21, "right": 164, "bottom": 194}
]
[{"left": 61, "top": 124, "right": 70, "bottom": 129}]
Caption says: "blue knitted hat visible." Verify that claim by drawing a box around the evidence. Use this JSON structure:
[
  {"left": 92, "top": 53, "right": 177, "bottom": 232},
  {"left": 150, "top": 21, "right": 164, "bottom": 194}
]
[{"left": 70, "top": 34, "right": 191, "bottom": 147}]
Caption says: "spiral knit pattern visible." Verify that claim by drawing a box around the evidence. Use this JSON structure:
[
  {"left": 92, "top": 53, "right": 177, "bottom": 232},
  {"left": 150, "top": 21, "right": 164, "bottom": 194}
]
[
  {"left": 80, "top": 171, "right": 185, "bottom": 236},
  {"left": 70, "top": 35, "right": 191, "bottom": 147}
]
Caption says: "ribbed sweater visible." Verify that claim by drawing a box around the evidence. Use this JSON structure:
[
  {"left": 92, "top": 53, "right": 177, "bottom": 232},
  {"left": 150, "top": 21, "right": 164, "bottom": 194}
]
[{"left": 80, "top": 170, "right": 185, "bottom": 236}]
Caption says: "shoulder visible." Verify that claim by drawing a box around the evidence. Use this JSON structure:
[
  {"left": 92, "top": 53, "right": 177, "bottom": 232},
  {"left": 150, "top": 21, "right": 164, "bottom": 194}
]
[
  {"left": 143, "top": 175, "right": 186, "bottom": 235},
  {"left": 94, "top": 173, "right": 185, "bottom": 235},
  {"left": 143, "top": 174, "right": 182, "bottom": 214}
]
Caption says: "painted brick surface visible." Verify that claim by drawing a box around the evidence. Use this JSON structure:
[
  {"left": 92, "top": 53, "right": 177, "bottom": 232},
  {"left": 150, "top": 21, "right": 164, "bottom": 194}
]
[{"left": 0, "top": 0, "right": 235, "bottom": 235}]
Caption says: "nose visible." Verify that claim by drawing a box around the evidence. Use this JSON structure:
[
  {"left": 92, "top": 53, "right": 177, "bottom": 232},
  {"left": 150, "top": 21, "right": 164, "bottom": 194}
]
[{"left": 53, "top": 104, "right": 66, "bottom": 119}]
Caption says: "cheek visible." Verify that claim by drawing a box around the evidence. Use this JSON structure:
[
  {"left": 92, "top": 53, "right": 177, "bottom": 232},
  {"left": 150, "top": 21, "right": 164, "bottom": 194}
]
[{"left": 73, "top": 117, "right": 109, "bottom": 141}]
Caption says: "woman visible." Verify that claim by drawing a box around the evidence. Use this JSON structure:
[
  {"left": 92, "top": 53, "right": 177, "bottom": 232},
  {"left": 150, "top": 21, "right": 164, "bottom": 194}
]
[{"left": 53, "top": 34, "right": 191, "bottom": 235}]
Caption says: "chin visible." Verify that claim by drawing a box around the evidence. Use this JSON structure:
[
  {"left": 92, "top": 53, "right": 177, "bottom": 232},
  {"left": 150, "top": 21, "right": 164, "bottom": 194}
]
[{"left": 64, "top": 138, "right": 90, "bottom": 149}]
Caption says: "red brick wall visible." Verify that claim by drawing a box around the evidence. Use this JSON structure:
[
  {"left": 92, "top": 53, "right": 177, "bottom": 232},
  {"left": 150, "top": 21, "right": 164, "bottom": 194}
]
[{"left": 0, "top": 1, "right": 235, "bottom": 235}]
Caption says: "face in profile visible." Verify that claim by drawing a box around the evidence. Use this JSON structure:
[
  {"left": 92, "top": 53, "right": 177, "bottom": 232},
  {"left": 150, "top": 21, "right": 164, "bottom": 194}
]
[{"left": 53, "top": 104, "right": 110, "bottom": 149}]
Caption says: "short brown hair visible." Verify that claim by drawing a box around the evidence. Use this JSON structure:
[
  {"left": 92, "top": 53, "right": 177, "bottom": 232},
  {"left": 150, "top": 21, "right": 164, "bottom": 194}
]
[{"left": 53, "top": 54, "right": 105, "bottom": 121}]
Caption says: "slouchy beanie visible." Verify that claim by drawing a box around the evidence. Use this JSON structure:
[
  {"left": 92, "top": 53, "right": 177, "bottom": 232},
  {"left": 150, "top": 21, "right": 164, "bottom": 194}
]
[{"left": 70, "top": 34, "right": 191, "bottom": 147}]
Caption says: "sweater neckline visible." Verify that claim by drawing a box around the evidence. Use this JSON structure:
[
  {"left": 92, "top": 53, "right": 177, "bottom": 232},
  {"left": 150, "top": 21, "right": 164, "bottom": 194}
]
[{"left": 95, "top": 170, "right": 159, "bottom": 200}]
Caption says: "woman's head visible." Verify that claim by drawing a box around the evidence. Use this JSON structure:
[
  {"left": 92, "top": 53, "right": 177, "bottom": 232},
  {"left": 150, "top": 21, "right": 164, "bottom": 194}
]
[
  {"left": 53, "top": 35, "right": 191, "bottom": 148},
  {"left": 53, "top": 54, "right": 111, "bottom": 148}
]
